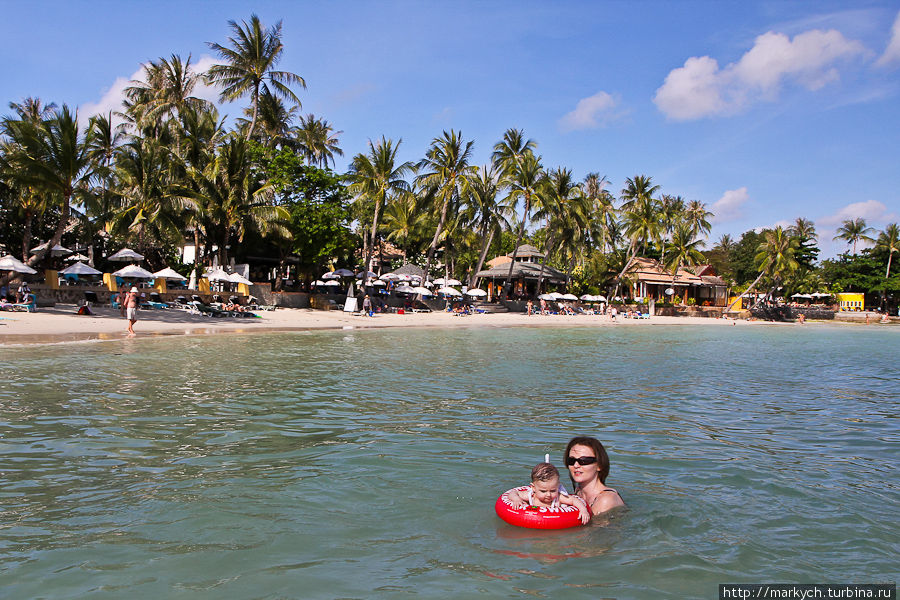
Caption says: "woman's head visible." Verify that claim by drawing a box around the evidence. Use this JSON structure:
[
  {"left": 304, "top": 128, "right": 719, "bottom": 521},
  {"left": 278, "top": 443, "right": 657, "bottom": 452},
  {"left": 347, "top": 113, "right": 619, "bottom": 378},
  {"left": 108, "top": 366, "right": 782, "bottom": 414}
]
[{"left": 564, "top": 436, "right": 611, "bottom": 487}]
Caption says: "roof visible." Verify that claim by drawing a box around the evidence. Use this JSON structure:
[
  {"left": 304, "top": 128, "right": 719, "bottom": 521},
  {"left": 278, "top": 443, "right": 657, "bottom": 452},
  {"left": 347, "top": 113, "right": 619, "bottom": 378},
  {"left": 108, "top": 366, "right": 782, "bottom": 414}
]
[
  {"left": 629, "top": 257, "right": 725, "bottom": 287},
  {"left": 391, "top": 263, "right": 426, "bottom": 278},
  {"left": 486, "top": 255, "right": 512, "bottom": 268},
  {"left": 509, "top": 244, "right": 545, "bottom": 258},
  {"left": 475, "top": 260, "right": 566, "bottom": 282}
]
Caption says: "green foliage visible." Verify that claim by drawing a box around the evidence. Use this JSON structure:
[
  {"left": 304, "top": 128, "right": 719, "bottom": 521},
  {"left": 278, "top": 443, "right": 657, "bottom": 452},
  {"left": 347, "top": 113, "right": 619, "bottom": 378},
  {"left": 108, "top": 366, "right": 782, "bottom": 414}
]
[
  {"left": 252, "top": 144, "right": 356, "bottom": 275},
  {"left": 821, "top": 251, "right": 899, "bottom": 294},
  {"left": 731, "top": 229, "right": 765, "bottom": 285}
]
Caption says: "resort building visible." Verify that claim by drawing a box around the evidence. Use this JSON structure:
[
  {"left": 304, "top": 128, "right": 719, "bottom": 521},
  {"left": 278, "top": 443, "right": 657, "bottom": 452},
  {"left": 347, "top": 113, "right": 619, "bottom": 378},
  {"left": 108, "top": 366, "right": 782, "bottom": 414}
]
[
  {"left": 628, "top": 258, "right": 728, "bottom": 306},
  {"left": 475, "top": 245, "right": 567, "bottom": 300}
]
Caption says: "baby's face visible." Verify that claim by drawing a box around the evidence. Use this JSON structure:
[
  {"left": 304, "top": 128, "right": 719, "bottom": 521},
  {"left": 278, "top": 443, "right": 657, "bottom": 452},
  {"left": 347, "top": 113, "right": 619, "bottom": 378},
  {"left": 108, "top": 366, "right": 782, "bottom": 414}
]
[{"left": 530, "top": 476, "right": 560, "bottom": 507}]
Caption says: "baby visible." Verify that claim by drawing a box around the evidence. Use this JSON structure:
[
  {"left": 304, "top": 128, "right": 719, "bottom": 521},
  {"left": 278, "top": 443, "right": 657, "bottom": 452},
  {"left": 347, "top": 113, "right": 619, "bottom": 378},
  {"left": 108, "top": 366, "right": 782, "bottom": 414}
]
[{"left": 508, "top": 462, "right": 591, "bottom": 524}]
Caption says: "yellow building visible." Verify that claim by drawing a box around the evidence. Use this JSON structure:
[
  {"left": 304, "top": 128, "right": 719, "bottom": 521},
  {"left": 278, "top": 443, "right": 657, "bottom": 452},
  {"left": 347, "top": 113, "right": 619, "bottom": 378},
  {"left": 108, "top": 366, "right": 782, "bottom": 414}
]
[{"left": 837, "top": 292, "right": 864, "bottom": 311}]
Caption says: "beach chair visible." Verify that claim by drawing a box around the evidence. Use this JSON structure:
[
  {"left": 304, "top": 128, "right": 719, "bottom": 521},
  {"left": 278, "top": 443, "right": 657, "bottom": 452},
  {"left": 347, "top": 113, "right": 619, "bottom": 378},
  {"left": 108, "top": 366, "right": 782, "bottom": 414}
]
[
  {"left": 190, "top": 301, "right": 227, "bottom": 317},
  {"left": 10, "top": 293, "right": 37, "bottom": 312}
]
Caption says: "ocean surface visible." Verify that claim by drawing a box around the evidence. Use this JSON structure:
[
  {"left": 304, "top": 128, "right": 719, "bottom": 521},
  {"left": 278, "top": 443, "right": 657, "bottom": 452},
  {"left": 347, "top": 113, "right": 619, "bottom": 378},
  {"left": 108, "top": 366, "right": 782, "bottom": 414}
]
[{"left": 1, "top": 324, "right": 898, "bottom": 599}]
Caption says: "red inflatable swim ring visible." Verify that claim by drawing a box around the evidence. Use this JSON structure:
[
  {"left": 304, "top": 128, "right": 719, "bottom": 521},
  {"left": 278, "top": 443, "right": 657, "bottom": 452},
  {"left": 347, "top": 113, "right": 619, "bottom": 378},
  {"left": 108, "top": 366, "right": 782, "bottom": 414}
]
[{"left": 494, "top": 486, "right": 588, "bottom": 530}]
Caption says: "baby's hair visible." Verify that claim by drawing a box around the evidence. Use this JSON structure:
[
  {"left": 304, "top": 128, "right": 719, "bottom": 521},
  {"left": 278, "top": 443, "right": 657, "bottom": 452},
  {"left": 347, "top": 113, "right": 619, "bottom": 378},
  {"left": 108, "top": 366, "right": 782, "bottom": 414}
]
[{"left": 531, "top": 462, "right": 559, "bottom": 482}]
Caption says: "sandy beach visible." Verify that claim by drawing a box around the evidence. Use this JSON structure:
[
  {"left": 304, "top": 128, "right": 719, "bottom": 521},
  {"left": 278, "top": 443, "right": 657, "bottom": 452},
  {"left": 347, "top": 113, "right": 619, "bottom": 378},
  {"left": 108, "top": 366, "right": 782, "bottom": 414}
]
[{"left": 0, "top": 303, "right": 762, "bottom": 344}]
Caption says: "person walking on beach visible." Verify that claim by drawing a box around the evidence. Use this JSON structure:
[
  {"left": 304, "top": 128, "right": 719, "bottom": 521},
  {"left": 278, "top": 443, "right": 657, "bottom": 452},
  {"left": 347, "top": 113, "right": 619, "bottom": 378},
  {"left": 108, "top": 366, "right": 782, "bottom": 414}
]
[
  {"left": 362, "top": 294, "right": 372, "bottom": 317},
  {"left": 124, "top": 286, "right": 139, "bottom": 336}
]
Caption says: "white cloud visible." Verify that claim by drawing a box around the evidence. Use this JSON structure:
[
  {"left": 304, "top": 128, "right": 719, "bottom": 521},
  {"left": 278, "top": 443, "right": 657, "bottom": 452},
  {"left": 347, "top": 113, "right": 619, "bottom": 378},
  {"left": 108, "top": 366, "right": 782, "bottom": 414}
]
[
  {"left": 711, "top": 187, "right": 750, "bottom": 223},
  {"left": 818, "top": 199, "right": 891, "bottom": 226},
  {"left": 654, "top": 29, "right": 866, "bottom": 120},
  {"left": 79, "top": 54, "right": 221, "bottom": 123},
  {"left": 559, "top": 91, "right": 623, "bottom": 131},
  {"left": 875, "top": 10, "right": 900, "bottom": 67}
]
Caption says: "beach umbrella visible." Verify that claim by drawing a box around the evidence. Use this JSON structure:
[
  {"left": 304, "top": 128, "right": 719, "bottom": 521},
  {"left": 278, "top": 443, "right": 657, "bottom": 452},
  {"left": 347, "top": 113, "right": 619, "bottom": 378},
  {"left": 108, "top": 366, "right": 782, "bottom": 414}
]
[
  {"left": 595, "top": 295, "right": 607, "bottom": 302},
  {"left": 580, "top": 294, "right": 594, "bottom": 301},
  {"left": 437, "top": 286, "right": 462, "bottom": 296},
  {"left": 313, "top": 279, "right": 325, "bottom": 286},
  {"left": 65, "top": 253, "right": 90, "bottom": 262},
  {"left": 323, "top": 280, "right": 340, "bottom": 287},
  {"left": 810, "top": 292, "right": 831, "bottom": 298},
  {"left": 538, "top": 293, "right": 555, "bottom": 300},
  {"left": 153, "top": 267, "right": 187, "bottom": 281},
  {"left": 395, "top": 274, "right": 412, "bottom": 282},
  {"left": 60, "top": 261, "right": 102, "bottom": 276},
  {"left": 30, "top": 242, "right": 73, "bottom": 257},
  {"left": 395, "top": 285, "right": 416, "bottom": 294},
  {"left": 112, "top": 264, "right": 154, "bottom": 279},
  {"left": 228, "top": 272, "right": 253, "bottom": 286},
  {"left": 108, "top": 248, "right": 144, "bottom": 261},
  {"left": 333, "top": 268, "right": 354, "bottom": 277},
  {"left": 791, "top": 293, "right": 812, "bottom": 299},
  {"left": 356, "top": 270, "right": 377, "bottom": 279},
  {"left": 465, "top": 288, "right": 487, "bottom": 297},
  {"left": 412, "top": 286, "right": 433, "bottom": 295},
  {"left": 560, "top": 293, "right": 579, "bottom": 301},
  {"left": 547, "top": 292, "right": 562, "bottom": 300},
  {"left": 433, "top": 277, "right": 462, "bottom": 286},
  {"left": 204, "top": 268, "right": 232, "bottom": 282},
  {"left": 0, "top": 255, "right": 38, "bottom": 274},
  {"left": 371, "top": 279, "right": 386, "bottom": 286},
  {"left": 188, "top": 269, "right": 197, "bottom": 289},
  {"left": 379, "top": 273, "right": 400, "bottom": 281},
  {"left": 322, "top": 271, "right": 341, "bottom": 280}
]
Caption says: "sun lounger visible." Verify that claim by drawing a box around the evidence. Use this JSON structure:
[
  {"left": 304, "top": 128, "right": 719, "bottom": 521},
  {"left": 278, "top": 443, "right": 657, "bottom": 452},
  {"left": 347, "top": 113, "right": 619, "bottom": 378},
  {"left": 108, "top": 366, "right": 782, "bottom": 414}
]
[{"left": 6, "top": 293, "right": 37, "bottom": 312}]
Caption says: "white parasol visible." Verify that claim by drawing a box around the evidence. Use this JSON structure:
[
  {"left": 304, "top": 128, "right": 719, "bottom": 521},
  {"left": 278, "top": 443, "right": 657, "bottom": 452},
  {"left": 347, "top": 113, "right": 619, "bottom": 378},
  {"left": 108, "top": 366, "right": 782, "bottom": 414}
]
[
  {"left": 0, "top": 255, "right": 38, "bottom": 274},
  {"left": 31, "top": 242, "right": 73, "bottom": 257},
  {"left": 108, "top": 248, "right": 144, "bottom": 261},
  {"left": 59, "top": 261, "right": 102, "bottom": 276},
  {"left": 153, "top": 267, "right": 188, "bottom": 280},
  {"left": 112, "top": 264, "right": 154, "bottom": 279},
  {"left": 464, "top": 288, "right": 487, "bottom": 297}
]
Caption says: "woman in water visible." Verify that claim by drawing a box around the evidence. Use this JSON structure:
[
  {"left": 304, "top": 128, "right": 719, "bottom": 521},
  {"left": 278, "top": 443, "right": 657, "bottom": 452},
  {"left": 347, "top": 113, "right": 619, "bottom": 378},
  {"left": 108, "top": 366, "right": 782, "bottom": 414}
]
[{"left": 564, "top": 436, "right": 626, "bottom": 515}]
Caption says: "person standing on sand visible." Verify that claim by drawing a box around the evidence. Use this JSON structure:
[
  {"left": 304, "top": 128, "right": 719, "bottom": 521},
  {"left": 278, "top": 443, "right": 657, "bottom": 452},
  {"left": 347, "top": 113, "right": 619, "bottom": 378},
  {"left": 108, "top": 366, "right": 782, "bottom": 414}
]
[{"left": 124, "top": 287, "right": 139, "bottom": 336}]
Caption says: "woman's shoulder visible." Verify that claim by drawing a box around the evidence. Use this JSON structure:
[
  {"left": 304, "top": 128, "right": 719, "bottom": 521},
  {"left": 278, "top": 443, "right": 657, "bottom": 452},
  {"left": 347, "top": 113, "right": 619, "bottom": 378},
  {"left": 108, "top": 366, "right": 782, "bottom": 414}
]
[{"left": 582, "top": 486, "right": 625, "bottom": 514}]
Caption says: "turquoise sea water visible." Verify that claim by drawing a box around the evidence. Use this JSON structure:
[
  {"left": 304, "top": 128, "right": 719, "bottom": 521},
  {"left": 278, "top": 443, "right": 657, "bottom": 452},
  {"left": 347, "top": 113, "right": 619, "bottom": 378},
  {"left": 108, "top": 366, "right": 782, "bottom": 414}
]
[{"left": 1, "top": 324, "right": 898, "bottom": 599}]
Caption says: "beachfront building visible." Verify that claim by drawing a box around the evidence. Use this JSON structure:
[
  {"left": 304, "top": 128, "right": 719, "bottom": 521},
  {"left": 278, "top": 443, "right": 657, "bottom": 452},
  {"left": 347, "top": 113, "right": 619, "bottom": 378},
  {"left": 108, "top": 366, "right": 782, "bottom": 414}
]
[
  {"left": 628, "top": 258, "right": 728, "bottom": 306},
  {"left": 474, "top": 245, "right": 567, "bottom": 300}
]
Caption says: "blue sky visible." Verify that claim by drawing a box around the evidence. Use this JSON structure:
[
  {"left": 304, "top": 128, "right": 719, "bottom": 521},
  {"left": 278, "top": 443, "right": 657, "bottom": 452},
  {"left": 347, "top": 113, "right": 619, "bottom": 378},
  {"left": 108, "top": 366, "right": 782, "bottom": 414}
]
[{"left": 2, "top": 1, "right": 899, "bottom": 258}]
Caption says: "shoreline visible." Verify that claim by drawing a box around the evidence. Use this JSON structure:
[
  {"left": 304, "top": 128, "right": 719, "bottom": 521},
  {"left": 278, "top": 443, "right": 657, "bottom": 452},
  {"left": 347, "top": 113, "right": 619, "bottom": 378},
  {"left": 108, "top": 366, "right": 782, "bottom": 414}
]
[{"left": 0, "top": 303, "right": 871, "bottom": 347}]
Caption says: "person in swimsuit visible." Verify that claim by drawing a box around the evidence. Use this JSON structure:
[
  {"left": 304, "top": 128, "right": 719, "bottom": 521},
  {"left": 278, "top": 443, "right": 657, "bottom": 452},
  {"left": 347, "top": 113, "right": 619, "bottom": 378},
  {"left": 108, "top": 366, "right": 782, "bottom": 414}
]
[
  {"left": 564, "top": 436, "right": 626, "bottom": 515},
  {"left": 124, "top": 286, "right": 139, "bottom": 336},
  {"left": 507, "top": 462, "right": 591, "bottom": 524}
]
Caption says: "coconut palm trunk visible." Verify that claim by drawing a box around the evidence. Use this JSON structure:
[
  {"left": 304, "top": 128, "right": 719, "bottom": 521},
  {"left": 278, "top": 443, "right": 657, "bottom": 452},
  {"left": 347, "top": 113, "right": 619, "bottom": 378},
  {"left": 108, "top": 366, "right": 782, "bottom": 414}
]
[
  {"left": 723, "top": 270, "right": 766, "bottom": 313},
  {"left": 469, "top": 225, "right": 496, "bottom": 288}
]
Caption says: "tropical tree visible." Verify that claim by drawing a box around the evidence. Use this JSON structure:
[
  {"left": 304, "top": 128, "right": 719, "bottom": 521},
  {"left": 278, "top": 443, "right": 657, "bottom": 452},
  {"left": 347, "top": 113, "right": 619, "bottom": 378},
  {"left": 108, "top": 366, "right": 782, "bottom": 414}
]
[
  {"left": 179, "top": 136, "right": 289, "bottom": 265},
  {"left": 724, "top": 226, "right": 798, "bottom": 312},
  {"left": 207, "top": 14, "right": 305, "bottom": 141},
  {"left": 415, "top": 129, "right": 476, "bottom": 279},
  {"left": 1, "top": 104, "right": 94, "bottom": 267},
  {"left": 657, "top": 194, "right": 685, "bottom": 264},
  {"left": 534, "top": 167, "right": 587, "bottom": 293},
  {"left": 124, "top": 54, "right": 210, "bottom": 130},
  {"left": 833, "top": 217, "right": 875, "bottom": 255},
  {"left": 236, "top": 90, "right": 297, "bottom": 148},
  {"left": 381, "top": 192, "right": 427, "bottom": 258},
  {"left": 684, "top": 199, "right": 712, "bottom": 239},
  {"left": 664, "top": 223, "right": 705, "bottom": 303},
  {"left": 610, "top": 175, "right": 661, "bottom": 296},
  {"left": 464, "top": 165, "right": 506, "bottom": 287},
  {"left": 348, "top": 137, "right": 413, "bottom": 273},
  {"left": 582, "top": 172, "right": 614, "bottom": 253},
  {"left": 875, "top": 223, "right": 899, "bottom": 279},
  {"left": 109, "top": 137, "right": 188, "bottom": 256},
  {"left": 295, "top": 113, "right": 343, "bottom": 168},
  {"left": 788, "top": 217, "right": 819, "bottom": 270}
]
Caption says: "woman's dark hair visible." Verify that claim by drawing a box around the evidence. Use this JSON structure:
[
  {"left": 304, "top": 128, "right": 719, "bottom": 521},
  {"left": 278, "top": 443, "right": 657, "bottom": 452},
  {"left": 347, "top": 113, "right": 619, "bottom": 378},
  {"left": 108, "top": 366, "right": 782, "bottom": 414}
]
[{"left": 564, "top": 436, "right": 611, "bottom": 488}]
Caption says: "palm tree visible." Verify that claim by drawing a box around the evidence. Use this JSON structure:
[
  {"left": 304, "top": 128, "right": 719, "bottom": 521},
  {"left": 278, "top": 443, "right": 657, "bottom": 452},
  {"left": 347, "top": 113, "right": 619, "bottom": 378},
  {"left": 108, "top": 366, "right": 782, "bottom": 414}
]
[
  {"left": 83, "top": 112, "right": 127, "bottom": 264},
  {"left": 664, "top": 223, "right": 705, "bottom": 304},
  {"left": 109, "top": 137, "right": 188, "bottom": 254},
  {"left": 381, "top": 192, "right": 427, "bottom": 258},
  {"left": 833, "top": 218, "right": 875, "bottom": 255},
  {"left": 179, "top": 137, "right": 289, "bottom": 265},
  {"left": 295, "top": 114, "right": 343, "bottom": 168},
  {"left": 582, "top": 173, "right": 614, "bottom": 253},
  {"left": 348, "top": 137, "right": 413, "bottom": 273},
  {"left": 724, "top": 226, "right": 798, "bottom": 312},
  {"left": 464, "top": 165, "right": 506, "bottom": 287},
  {"left": 684, "top": 199, "right": 712, "bottom": 239},
  {"left": 610, "top": 175, "right": 661, "bottom": 296},
  {"left": 714, "top": 233, "right": 734, "bottom": 253},
  {"left": 875, "top": 223, "right": 899, "bottom": 279},
  {"left": 207, "top": 14, "right": 305, "bottom": 141},
  {"left": 235, "top": 89, "right": 297, "bottom": 148},
  {"left": 1, "top": 104, "right": 94, "bottom": 267},
  {"left": 416, "top": 130, "right": 476, "bottom": 280},
  {"left": 534, "top": 167, "right": 586, "bottom": 294},
  {"left": 497, "top": 152, "right": 546, "bottom": 298},
  {"left": 124, "top": 54, "right": 210, "bottom": 129},
  {"left": 657, "top": 194, "right": 685, "bottom": 264}
]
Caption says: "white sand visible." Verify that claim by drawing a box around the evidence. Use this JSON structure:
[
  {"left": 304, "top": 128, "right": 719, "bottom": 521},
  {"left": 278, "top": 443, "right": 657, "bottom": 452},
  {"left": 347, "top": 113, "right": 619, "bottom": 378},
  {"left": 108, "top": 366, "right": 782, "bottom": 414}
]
[{"left": 0, "top": 303, "right": 766, "bottom": 345}]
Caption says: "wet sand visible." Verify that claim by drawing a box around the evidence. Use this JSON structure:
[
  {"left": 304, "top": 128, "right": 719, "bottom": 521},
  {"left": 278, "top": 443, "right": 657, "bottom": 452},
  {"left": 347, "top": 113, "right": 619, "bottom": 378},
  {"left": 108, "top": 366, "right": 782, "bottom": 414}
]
[{"left": 0, "top": 303, "right": 768, "bottom": 345}]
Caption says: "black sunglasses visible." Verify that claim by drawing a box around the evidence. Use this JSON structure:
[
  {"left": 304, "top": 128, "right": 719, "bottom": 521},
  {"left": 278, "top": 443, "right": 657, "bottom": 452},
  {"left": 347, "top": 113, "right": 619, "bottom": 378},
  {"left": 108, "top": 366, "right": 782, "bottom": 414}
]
[{"left": 565, "top": 456, "right": 597, "bottom": 466}]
